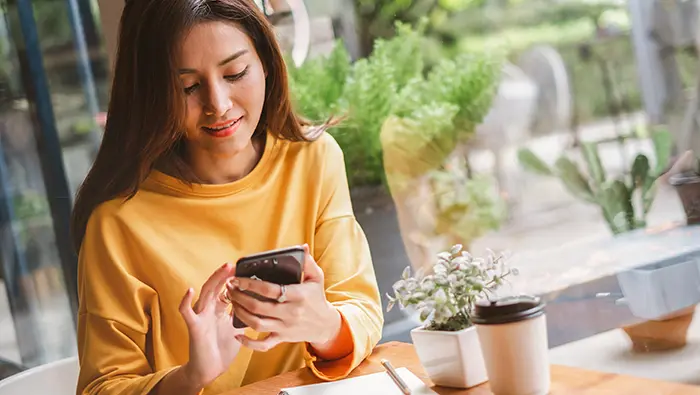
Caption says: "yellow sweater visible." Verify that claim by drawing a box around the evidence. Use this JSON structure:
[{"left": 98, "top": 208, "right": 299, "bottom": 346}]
[{"left": 76, "top": 132, "right": 384, "bottom": 394}]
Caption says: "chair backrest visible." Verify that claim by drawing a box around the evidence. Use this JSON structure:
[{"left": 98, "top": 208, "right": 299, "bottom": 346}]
[{"left": 0, "top": 356, "right": 78, "bottom": 395}]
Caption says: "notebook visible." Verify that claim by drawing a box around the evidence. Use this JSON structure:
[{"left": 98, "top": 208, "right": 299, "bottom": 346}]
[{"left": 278, "top": 367, "right": 437, "bottom": 395}]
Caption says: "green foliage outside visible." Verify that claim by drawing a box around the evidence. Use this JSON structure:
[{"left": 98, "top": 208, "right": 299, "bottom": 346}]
[
  {"left": 354, "top": 0, "right": 697, "bottom": 125},
  {"left": 517, "top": 127, "right": 673, "bottom": 235},
  {"left": 287, "top": 21, "right": 500, "bottom": 187},
  {"left": 288, "top": 21, "right": 508, "bottom": 243}
]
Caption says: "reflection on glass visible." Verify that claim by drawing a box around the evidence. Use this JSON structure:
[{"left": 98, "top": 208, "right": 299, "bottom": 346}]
[
  {"left": 0, "top": 0, "right": 77, "bottom": 373},
  {"left": 30, "top": 0, "right": 109, "bottom": 195},
  {"left": 289, "top": 0, "right": 700, "bottom": 388}
]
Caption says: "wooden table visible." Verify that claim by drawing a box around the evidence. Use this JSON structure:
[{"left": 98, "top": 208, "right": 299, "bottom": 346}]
[{"left": 227, "top": 341, "right": 700, "bottom": 394}]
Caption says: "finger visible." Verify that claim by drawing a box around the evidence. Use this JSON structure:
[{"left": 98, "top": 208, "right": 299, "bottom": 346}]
[
  {"left": 178, "top": 288, "right": 197, "bottom": 328},
  {"left": 228, "top": 288, "right": 279, "bottom": 318},
  {"left": 231, "top": 277, "right": 282, "bottom": 300},
  {"left": 230, "top": 278, "right": 304, "bottom": 304},
  {"left": 215, "top": 286, "right": 233, "bottom": 315},
  {"left": 195, "top": 263, "right": 234, "bottom": 313},
  {"left": 203, "top": 262, "right": 235, "bottom": 297},
  {"left": 301, "top": 243, "right": 324, "bottom": 283},
  {"left": 231, "top": 302, "right": 283, "bottom": 333},
  {"left": 236, "top": 332, "right": 283, "bottom": 352}
]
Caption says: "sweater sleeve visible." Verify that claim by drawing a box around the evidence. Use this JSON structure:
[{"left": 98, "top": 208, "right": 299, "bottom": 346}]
[
  {"left": 304, "top": 134, "right": 385, "bottom": 380},
  {"left": 76, "top": 205, "right": 178, "bottom": 395}
]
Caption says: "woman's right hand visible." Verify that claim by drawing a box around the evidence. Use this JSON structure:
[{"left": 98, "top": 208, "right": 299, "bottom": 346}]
[{"left": 178, "top": 262, "right": 244, "bottom": 390}]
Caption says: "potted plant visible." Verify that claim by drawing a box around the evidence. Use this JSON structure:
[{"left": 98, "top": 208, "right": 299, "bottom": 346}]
[
  {"left": 386, "top": 244, "right": 517, "bottom": 388},
  {"left": 517, "top": 127, "right": 672, "bottom": 235},
  {"left": 519, "top": 129, "right": 700, "bottom": 352},
  {"left": 665, "top": 150, "right": 700, "bottom": 225}
]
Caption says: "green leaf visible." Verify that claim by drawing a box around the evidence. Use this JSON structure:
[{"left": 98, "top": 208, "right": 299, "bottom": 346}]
[
  {"left": 598, "top": 180, "right": 635, "bottom": 234},
  {"left": 517, "top": 148, "right": 552, "bottom": 175},
  {"left": 642, "top": 175, "right": 658, "bottom": 215},
  {"left": 402, "top": 266, "right": 411, "bottom": 280},
  {"left": 631, "top": 154, "right": 650, "bottom": 190},
  {"left": 651, "top": 128, "right": 673, "bottom": 175},
  {"left": 553, "top": 157, "right": 595, "bottom": 203},
  {"left": 581, "top": 142, "right": 606, "bottom": 187}
]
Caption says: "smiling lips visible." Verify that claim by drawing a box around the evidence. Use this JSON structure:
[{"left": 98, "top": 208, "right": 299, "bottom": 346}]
[{"left": 202, "top": 116, "right": 243, "bottom": 138}]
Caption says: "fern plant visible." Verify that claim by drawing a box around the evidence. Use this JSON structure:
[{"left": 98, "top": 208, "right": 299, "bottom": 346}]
[
  {"left": 287, "top": 20, "right": 502, "bottom": 197},
  {"left": 287, "top": 21, "right": 426, "bottom": 187}
]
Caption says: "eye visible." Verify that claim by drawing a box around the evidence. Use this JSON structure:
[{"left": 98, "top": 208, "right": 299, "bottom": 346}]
[
  {"left": 184, "top": 83, "right": 199, "bottom": 95},
  {"left": 225, "top": 66, "right": 249, "bottom": 83}
]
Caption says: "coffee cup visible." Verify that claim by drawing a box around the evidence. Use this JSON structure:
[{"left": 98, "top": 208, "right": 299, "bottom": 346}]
[{"left": 472, "top": 295, "right": 550, "bottom": 395}]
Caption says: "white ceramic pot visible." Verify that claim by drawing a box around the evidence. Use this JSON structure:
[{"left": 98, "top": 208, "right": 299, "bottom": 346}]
[{"left": 410, "top": 325, "right": 488, "bottom": 388}]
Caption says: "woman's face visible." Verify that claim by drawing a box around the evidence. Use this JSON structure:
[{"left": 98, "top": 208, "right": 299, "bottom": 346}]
[{"left": 177, "top": 21, "right": 266, "bottom": 159}]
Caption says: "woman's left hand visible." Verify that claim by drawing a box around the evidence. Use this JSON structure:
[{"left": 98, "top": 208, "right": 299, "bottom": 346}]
[{"left": 227, "top": 244, "right": 341, "bottom": 352}]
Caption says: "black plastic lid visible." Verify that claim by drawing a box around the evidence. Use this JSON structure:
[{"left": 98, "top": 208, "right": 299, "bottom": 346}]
[
  {"left": 670, "top": 171, "right": 700, "bottom": 186},
  {"left": 471, "top": 295, "right": 545, "bottom": 325}
]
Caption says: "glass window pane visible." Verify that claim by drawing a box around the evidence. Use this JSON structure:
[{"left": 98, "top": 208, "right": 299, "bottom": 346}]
[{"left": 0, "top": 0, "right": 79, "bottom": 376}]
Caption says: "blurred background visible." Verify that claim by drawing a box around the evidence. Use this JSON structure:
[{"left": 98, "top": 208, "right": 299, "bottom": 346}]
[{"left": 2, "top": 0, "right": 700, "bottom": 388}]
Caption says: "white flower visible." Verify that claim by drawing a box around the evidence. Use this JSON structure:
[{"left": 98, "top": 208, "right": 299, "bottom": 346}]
[
  {"left": 473, "top": 257, "right": 486, "bottom": 268},
  {"left": 392, "top": 280, "right": 406, "bottom": 291},
  {"left": 452, "top": 256, "right": 468, "bottom": 268},
  {"left": 421, "top": 279, "right": 436, "bottom": 292},
  {"left": 433, "top": 264, "right": 447, "bottom": 275},
  {"left": 405, "top": 278, "right": 419, "bottom": 292},
  {"left": 447, "top": 273, "right": 459, "bottom": 285},
  {"left": 387, "top": 245, "right": 515, "bottom": 329},
  {"left": 401, "top": 266, "right": 412, "bottom": 280},
  {"left": 437, "top": 252, "right": 451, "bottom": 262},
  {"left": 433, "top": 288, "right": 447, "bottom": 305},
  {"left": 486, "top": 254, "right": 495, "bottom": 268},
  {"left": 434, "top": 273, "right": 448, "bottom": 285},
  {"left": 411, "top": 291, "right": 427, "bottom": 300}
]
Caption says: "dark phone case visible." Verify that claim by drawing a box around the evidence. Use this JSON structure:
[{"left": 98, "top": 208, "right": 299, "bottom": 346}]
[{"left": 232, "top": 246, "right": 305, "bottom": 329}]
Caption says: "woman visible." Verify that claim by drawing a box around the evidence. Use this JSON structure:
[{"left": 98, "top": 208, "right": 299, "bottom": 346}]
[{"left": 71, "top": 1, "right": 383, "bottom": 394}]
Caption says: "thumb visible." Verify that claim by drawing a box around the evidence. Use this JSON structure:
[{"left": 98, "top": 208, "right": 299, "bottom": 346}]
[
  {"left": 302, "top": 243, "right": 324, "bottom": 282},
  {"left": 179, "top": 288, "right": 197, "bottom": 328}
]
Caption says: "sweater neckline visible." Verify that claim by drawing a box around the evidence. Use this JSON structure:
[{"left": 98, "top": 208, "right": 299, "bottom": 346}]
[{"left": 146, "top": 132, "right": 276, "bottom": 197}]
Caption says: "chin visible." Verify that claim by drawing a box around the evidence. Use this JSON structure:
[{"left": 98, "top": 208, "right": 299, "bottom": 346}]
[{"left": 203, "top": 132, "right": 255, "bottom": 156}]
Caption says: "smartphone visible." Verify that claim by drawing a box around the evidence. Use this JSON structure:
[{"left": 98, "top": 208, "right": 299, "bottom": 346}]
[{"left": 232, "top": 245, "right": 305, "bottom": 328}]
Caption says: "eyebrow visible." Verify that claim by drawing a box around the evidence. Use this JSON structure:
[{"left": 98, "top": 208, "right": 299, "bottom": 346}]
[{"left": 178, "top": 49, "right": 249, "bottom": 75}]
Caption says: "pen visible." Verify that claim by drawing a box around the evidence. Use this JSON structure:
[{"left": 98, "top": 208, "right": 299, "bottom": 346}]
[{"left": 381, "top": 359, "right": 412, "bottom": 395}]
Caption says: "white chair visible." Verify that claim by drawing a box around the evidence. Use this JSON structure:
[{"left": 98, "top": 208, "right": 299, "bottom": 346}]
[{"left": 0, "top": 356, "right": 78, "bottom": 395}]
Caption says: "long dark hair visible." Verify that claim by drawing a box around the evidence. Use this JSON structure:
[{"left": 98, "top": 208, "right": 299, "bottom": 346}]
[{"left": 71, "top": 0, "right": 324, "bottom": 252}]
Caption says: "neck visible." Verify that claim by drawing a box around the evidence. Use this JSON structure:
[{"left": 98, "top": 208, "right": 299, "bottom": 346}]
[{"left": 181, "top": 135, "right": 265, "bottom": 184}]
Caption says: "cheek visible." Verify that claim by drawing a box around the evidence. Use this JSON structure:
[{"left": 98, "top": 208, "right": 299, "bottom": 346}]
[
  {"left": 238, "top": 70, "right": 266, "bottom": 111},
  {"left": 184, "top": 96, "right": 202, "bottom": 134}
]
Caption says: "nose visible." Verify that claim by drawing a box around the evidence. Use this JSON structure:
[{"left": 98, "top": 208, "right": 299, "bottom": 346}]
[{"left": 203, "top": 81, "right": 232, "bottom": 117}]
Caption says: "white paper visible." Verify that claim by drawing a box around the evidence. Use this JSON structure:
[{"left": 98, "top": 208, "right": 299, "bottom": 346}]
[{"left": 279, "top": 367, "right": 437, "bottom": 395}]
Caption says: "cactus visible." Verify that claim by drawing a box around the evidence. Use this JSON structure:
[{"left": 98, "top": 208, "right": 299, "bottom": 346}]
[{"left": 517, "top": 129, "right": 672, "bottom": 235}]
